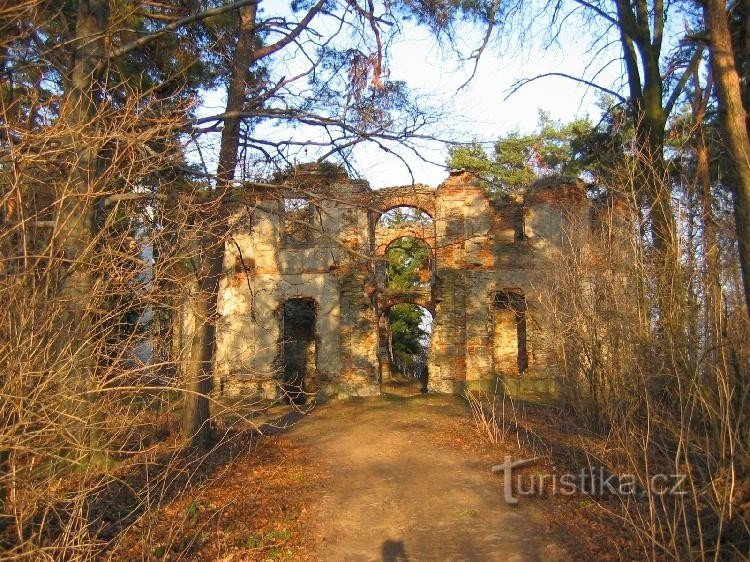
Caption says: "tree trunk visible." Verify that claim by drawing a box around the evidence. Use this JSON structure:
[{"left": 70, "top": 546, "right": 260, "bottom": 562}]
[
  {"left": 181, "top": 4, "right": 257, "bottom": 448},
  {"left": 689, "top": 77, "right": 725, "bottom": 364},
  {"left": 181, "top": 227, "right": 223, "bottom": 448},
  {"left": 697, "top": 133, "right": 723, "bottom": 334},
  {"left": 705, "top": 0, "right": 750, "bottom": 316},
  {"left": 56, "top": 0, "right": 109, "bottom": 463},
  {"left": 615, "top": 0, "right": 682, "bottom": 329}
]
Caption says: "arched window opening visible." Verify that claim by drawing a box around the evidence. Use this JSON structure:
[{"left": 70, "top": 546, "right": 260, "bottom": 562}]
[{"left": 491, "top": 290, "right": 528, "bottom": 374}]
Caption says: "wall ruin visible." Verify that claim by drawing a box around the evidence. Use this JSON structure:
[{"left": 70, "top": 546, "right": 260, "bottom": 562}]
[{"left": 207, "top": 165, "right": 592, "bottom": 401}]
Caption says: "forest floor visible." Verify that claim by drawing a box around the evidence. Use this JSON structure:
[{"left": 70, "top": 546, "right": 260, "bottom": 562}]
[{"left": 114, "top": 388, "right": 639, "bottom": 561}]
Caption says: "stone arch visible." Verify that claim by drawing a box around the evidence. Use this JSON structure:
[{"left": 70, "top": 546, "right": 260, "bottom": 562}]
[
  {"left": 373, "top": 185, "right": 436, "bottom": 218},
  {"left": 375, "top": 227, "right": 435, "bottom": 257},
  {"left": 377, "top": 290, "right": 434, "bottom": 315}
]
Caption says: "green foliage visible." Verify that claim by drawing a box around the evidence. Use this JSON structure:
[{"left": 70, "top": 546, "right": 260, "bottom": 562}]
[
  {"left": 386, "top": 236, "right": 430, "bottom": 290},
  {"left": 384, "top": 234, "right": 431, "bottom": 362},
  {"left": 394, "top": 0, "right": 524, "bottom": 38},
  {"left": 447, "top": 110, "right": 594, "bottom": 195},
  {"left": 388, "top": 303, "right": 427, "bottom": 360},
  {"left": 186, "top": 500, "right": 200, "bottom": 522},
  {"left": 567, "top": 99, "right": 634, "bottom": 186},
  {"left": 309, "top": 45, "right": 416, "bottom": 133}
]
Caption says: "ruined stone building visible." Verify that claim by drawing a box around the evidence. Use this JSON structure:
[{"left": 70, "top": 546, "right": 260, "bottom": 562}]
[{"left": 208, "top": 165, "right": 592, "bottom": 401}]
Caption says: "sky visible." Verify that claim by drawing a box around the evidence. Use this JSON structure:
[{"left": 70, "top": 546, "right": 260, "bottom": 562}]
[
  {"left": 193, "top": 4, "right": 627, "bottom": 190},
  {"left": 352, "top": 22, "right": 622, "bottom": 188}
]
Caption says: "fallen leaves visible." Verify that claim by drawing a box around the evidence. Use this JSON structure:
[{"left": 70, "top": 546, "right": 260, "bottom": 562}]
[{"left": 111, "top": 434, "right": 320, "bottom": 561}]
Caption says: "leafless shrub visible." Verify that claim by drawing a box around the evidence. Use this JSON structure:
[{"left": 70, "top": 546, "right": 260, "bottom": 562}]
[
  {"left": 538, "top": 164, "right": 750, "bottom": 559},
  {"left": 0, "top": 64, "right": 280, "bottom": 562},
  {"left": 465, "top": 383, "right": 523, "bottom": 447}
]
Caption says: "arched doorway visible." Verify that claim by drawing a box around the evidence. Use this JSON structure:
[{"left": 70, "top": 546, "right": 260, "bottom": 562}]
[
  {"left": 379, "top": 303, "right": 433, "bottom": 395},
  {"left": 375, "top": 205, "right": 436, "bottom": 395},
  {"left": 277, "top": 298, "right": 317, "bottom": 404}
]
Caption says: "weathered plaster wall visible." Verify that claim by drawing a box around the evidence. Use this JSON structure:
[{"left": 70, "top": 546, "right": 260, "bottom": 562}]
[{"left": 209, "top": 165, "right": 591, "bottom": 401}]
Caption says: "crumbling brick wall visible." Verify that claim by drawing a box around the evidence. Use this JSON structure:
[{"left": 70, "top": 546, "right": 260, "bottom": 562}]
[{"left": 210, "top": 165, "right": 590, "bottom": 400}]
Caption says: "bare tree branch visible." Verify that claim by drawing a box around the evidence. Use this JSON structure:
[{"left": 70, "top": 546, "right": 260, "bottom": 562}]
[
  {"left": 664, "top": 46, "right": 704, "bottom": 118},
  {"left": 505, "top": 72, "right": 627, "bottom": 103}
]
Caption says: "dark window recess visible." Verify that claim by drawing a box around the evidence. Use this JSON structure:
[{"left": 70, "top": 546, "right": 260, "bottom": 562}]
[
  {"left": 492, "top": 290, "right": 526, "bottom": 311},
  {"left": 279, "top": 298, "right": 317, "bottom": 404}
]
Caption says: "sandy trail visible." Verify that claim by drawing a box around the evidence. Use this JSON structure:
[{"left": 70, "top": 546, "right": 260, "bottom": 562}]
[{"left": 286, "top": 394, "right": 569, "bottom": 562}]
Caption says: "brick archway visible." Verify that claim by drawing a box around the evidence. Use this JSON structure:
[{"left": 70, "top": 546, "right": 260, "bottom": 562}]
[
  {"left": 377, "top": 289, "right": 434, "bottom": 315},
  {"left": 373, "top": 185, "right": 436, "bottom": 218},
  {"left": 373, "top": 186, "right": 437, "bottom": 261},
  {"left": 374, "top": 227, "right": 435, "bottom": 257}
]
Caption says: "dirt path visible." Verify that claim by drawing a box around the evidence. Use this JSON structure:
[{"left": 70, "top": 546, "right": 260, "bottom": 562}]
[{"left": 286, "top": 394, "right": 570, "bottom": 562}]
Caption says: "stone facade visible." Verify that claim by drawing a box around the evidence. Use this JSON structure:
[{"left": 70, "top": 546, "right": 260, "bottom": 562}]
[{"left": 210, "top": 165, "right": 592, "bottom": 401}]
